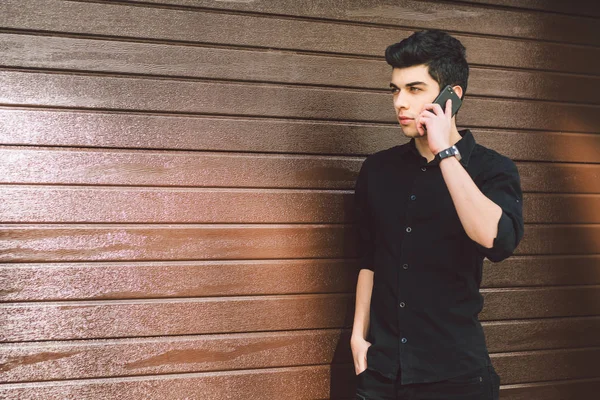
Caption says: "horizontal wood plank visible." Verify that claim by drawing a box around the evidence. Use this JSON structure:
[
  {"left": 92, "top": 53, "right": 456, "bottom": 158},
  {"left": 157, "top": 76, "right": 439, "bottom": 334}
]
[
  {"left": 0, "top": 2, "right": 598, "bottom": 76},
  {"left": 2, "top": 287, "right": 600, "bottom": 341},
  {"left": 0, "top": 187, "right": 599, "bottom": 224},
  {"left": 1, "top": 71, "right": 599, "bottom": 133},
  {"left": 1, "top": 255, "right": 599, "bottom": 302},
  {"left": 2, "top": 109, "right": 599, "bottom": 163},
  {"left": 0, "top": 259, "right": 360, "bottom": 301},
  {"left": 494, "top": 347, "right": 600, "bottom": 384},
  {"left": 120, "top": 0, "right": 600, "bottom": 46},
  {"left": 2, "top": 317, "right": 600, "bottom": 382},
  {"left": 2, "top": 33, "right": 599, "bottom": 104},
  {"left": 1, "top": 148, "right": 599, "bottom": 193},
  {"left": 0, "top": 361, "right": 599, "bottom": 399},
  {"left": 3, "top": 0, "right": 598, "bottom": 51},
  {"left": 499, "top": 377, "right": 600, "bottom": 400},
  {"left": 482, "top": 255, "right": 600, "bottom": 288},
  {"left": 1, "top": 224, "right": 598, "bottom": 263},
  {"left": 458, "top": 0, "right": 600, "bottom": 18}
]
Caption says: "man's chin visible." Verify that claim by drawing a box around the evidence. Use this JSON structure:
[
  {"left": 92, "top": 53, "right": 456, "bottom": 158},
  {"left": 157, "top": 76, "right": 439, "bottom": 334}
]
[{"left": 401, "top": 128, "right": 425, "bottom": 138}]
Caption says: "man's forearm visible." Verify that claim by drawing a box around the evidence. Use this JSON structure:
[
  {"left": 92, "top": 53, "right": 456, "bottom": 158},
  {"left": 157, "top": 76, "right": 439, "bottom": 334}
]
[
  {"left": 439, "top": 156, "right": 502, "bottom": 248},
  {"left": 352, "top": 269, "right": 374, "bottom": 340}
]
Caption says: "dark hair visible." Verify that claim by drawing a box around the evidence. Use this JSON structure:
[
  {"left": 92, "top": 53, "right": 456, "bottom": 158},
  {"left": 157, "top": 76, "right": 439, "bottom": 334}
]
[{"left": 385, "top": 30, "right": 469, "bottom": 100}]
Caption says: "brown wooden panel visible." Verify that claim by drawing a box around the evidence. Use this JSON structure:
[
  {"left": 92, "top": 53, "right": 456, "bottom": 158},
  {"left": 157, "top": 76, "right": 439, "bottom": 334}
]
[
  {"left": 0, "top": 225, "right": 353, "bottom": 262},
  {"left": 0, "top": 187, "right": 351, "bottom": 223},
  {"left": 2, "top": 287, "right": 600, "bottom": 342},
  {"left": 1, "top": 71, "right": 599, "bottom": 133},
  {"left": 0, "top": 1, "right": 598, "bottom": 74},
  {"left": 0, "top": 360, "right": 599, "bottom": 399},
  {"left": 2, "top": 255, "right": 599, "bottom": 302},
  {"left": 518, "top": 162, "right": 600, "bottom": 193},
  {"left": 0, "top": 148, "right": 362, "bottom": 189},
  {"left": 517, "top": 224, "right": 600, "bottom": 256},
  {"left": 459, "top": 0, "right": 600, "bottom": 18},
  {"left": 480, "top": 286, "right": 600, "bottom": 320},
  {"left": 0, "top": 259, "right": 359, "bottom": 301},
  {"left": 0, "top": 294, "right": 354, "bottom": 342},
  {"left": 1, "top": 224, "right": 598, "bottom": 263},
  {"left": 524, "top": 194, "right": 600, "bottom": 223},
  {"left": 2, "top": 33, "right": 599, "bottom": 104},
  {"left": 2, "top": 317, "right": 600, "bottom": 383},
  {"left": 58, "top": 0, "right": 600, "bottom": 46},
  {"left": 493, "top": 347, "right": 600, "bottom": 384},
  {"left": 1, "top": 187, "right": 598, "bottom": 224},
  {"left": 484, "top": 317, "right": 600, "bottom": 353},
  {"left": 2, "top": 148, "right": 600, "bottom": 193},
  {"left": 0, "top": 365, "right": 337, "bottom": 400},
  {"left": 483, "top": 255, "right": 600, "bottom": 288},
  {"left": 499, "top": 378, "right": 600, "bottom": 400},
  {"left": 2, "top": 109, "right": 599, "bottom": 163},
  {"left": 0, "top": 329, "right": 351, "bottom": 383}
]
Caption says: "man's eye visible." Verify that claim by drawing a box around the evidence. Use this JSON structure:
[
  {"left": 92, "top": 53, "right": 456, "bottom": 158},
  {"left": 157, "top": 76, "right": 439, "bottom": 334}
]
[
  {"left": 410, "top": 87, "right": 420, "bottom": 92},
  {"left": 390, "top": 87, "right": 398, "bottom": 94}
]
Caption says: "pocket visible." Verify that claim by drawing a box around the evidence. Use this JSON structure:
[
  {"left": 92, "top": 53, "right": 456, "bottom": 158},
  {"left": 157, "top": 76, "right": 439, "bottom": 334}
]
[
  {"left": 445, "top": 368, "right": 485, "bottom": 385},
  {"left": 487, "top": 365, "right": 500, "bottom": 399}
]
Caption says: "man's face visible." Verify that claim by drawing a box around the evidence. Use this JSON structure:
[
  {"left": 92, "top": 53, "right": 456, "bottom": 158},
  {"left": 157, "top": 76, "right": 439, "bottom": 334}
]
[{"left": 390, "top": 64, "right": 441, "bottom": 138}]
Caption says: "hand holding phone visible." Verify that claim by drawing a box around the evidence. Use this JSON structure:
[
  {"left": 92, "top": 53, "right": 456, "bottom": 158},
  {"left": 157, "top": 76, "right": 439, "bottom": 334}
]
[
  {"left": 430, "top": 85, "right": 462, "bottom": 117},
  {"left": 421, "top": 85, "right": 462, "bottom": 133}
]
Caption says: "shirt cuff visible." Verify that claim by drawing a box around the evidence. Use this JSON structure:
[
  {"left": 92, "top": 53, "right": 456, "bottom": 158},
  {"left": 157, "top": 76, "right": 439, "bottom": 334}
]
[{"left": 474, "top": 210, "right": 517, "bottom": 263}]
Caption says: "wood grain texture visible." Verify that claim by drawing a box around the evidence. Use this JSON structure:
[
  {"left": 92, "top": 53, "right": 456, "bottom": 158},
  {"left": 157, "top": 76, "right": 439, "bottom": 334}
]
[
  {"left": 1, "top": 148, "right": 599, "bottom": 192},
  {"left": 2, "top": 33, "right": 599, "bottom": 105},
  {"left": 1, "top": 71, "right": 599, "bottom": 132},
  {"left": 2, "top": 109, "right": 599, "bottom": 163},
  {"left": 0, "top": 259, "right": 360, "bottom": 301},
  {"left": 71, "top": 0, "right": 600, "bottom": 46},
  {"left": 1, "top": 318, "right": 600, "bottom": 383},
  {"left": 1, "top": 224, "right": 599, "bottom": 263},
  {"left": 2, "top": 287, "right": 600, "bottom": 342},
  {"left": 457, "top": 0, "right": 600, "bottom": 18},
  {"left": 1, "top": 0, "right": 599, "bottom": 396},
  {"left": 0, "top": 362, "right": 599, "bottom": 399},
  {"left": 0, "top": 187, "right": 598, "bottom": 224},
  {"left": 1, "top": 0, "right": 599, "bottom": 73},
  {"left": 1, "top": 256, "right": 599, "bottom": 302}
]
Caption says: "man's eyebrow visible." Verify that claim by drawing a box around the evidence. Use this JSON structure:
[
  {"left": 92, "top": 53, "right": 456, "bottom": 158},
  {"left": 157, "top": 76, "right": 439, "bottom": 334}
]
[{"left": 389, "top": 81, "right": 428, "bottom": 88}]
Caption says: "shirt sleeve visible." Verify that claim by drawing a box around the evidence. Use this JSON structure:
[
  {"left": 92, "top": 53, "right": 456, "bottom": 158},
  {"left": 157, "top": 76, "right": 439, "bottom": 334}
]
[
  {"left": 354, "top": 157, "right": 375, "bottom": 271},
  {"left": 473, "top": 156, "right": 525, "bottom": 263}
]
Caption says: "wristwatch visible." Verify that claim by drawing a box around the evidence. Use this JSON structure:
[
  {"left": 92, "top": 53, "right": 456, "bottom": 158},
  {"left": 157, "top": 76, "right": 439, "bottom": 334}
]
[{"left": 436, "top": 145, "right": 462, "bottom": 162}]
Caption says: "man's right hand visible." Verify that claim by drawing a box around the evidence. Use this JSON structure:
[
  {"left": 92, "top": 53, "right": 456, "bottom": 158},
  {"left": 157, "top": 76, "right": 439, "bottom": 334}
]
[{"left": 350, "top": 336, "right": 372, "bottom": 375}]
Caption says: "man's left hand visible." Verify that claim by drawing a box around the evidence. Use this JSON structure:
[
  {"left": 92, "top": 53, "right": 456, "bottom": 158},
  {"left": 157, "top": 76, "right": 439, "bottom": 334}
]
[{"left": 416, "top": 99, "right": 453, "bottom": 154}]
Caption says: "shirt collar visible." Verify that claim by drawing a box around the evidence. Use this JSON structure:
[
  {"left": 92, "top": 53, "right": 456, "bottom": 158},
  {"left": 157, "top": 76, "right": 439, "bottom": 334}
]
[{"left": 399, "top": 128, "right": 476, "bottom": 167}]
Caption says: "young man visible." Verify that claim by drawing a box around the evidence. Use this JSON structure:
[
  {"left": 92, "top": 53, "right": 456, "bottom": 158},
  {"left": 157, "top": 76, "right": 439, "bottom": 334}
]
[{"left": 351, "top": 30, "right": 524, "bottom": 400}]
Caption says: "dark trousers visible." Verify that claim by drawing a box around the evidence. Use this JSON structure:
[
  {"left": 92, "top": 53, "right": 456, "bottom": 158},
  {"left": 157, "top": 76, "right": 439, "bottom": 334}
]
[{"left": 355, "top": 365, "right": 500, "bottom": 400}]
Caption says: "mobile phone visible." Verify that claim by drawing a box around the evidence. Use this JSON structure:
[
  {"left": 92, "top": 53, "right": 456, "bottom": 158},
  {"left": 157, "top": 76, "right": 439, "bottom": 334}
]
[{"left": 431, "top": 85, "right": 462, "bottom": 117}]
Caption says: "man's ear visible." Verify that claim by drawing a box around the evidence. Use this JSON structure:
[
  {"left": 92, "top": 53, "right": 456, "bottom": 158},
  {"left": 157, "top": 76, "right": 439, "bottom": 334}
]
[{"left": 452, "top": 85, "right": 464, "bottom": 99}]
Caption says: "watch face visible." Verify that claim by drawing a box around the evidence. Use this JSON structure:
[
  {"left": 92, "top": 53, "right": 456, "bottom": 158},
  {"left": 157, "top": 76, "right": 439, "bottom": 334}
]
[{"left": 452, "top": 146, "right": 462, "bottom": 161}]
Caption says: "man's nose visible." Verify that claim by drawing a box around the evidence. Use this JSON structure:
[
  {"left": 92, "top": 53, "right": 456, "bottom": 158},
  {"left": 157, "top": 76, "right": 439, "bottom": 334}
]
[{"left": 393, "top": 92, "right": 408, "bottom": 110}]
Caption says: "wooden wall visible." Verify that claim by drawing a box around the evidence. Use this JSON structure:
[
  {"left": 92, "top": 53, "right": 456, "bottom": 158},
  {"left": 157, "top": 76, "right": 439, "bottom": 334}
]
[{"left": 1, "top": 0, "right": 599, "bottom": 398}]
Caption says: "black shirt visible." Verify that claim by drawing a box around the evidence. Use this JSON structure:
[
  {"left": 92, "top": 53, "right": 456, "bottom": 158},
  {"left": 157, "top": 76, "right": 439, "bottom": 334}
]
[{"left": 354, "top": 128, "right": 524, "bottom": 384}]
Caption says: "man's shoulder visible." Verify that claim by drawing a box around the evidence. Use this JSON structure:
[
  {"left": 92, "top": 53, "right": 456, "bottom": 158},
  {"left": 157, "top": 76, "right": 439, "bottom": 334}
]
[{"left": 471, "top": 143, "right": 518, "bottom": 176}]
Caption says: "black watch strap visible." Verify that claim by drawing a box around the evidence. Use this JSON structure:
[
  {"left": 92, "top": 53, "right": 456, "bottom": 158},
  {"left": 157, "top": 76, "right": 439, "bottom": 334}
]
[{"left": 436, "top": 145, "right": 462, "bottom": 162}]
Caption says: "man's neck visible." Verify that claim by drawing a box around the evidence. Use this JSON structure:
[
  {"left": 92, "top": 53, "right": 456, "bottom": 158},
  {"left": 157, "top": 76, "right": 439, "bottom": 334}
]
[{"left": 415, "top": 125, "right": 462, "bottom": 163}]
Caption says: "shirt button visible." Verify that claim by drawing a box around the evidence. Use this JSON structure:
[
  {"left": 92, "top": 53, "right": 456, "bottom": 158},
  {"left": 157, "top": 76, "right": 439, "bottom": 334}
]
[
  {"left": 399, "top": 302, "right": 406, "bottom": 308},
  {"left": 421, "top": 167, "right": 427, "bottom": 172},
  {"left": 402, "top": 264, "right": 409, "bottom": 270},
  {"left": 406, "top": 227, "right": 412, "bottom": 233},
  {"left": 401, "top": 337, "right": 408, "bottom": 343},
  {"left": 410, "top": 195, "right": 416, "bottom": 201}
]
